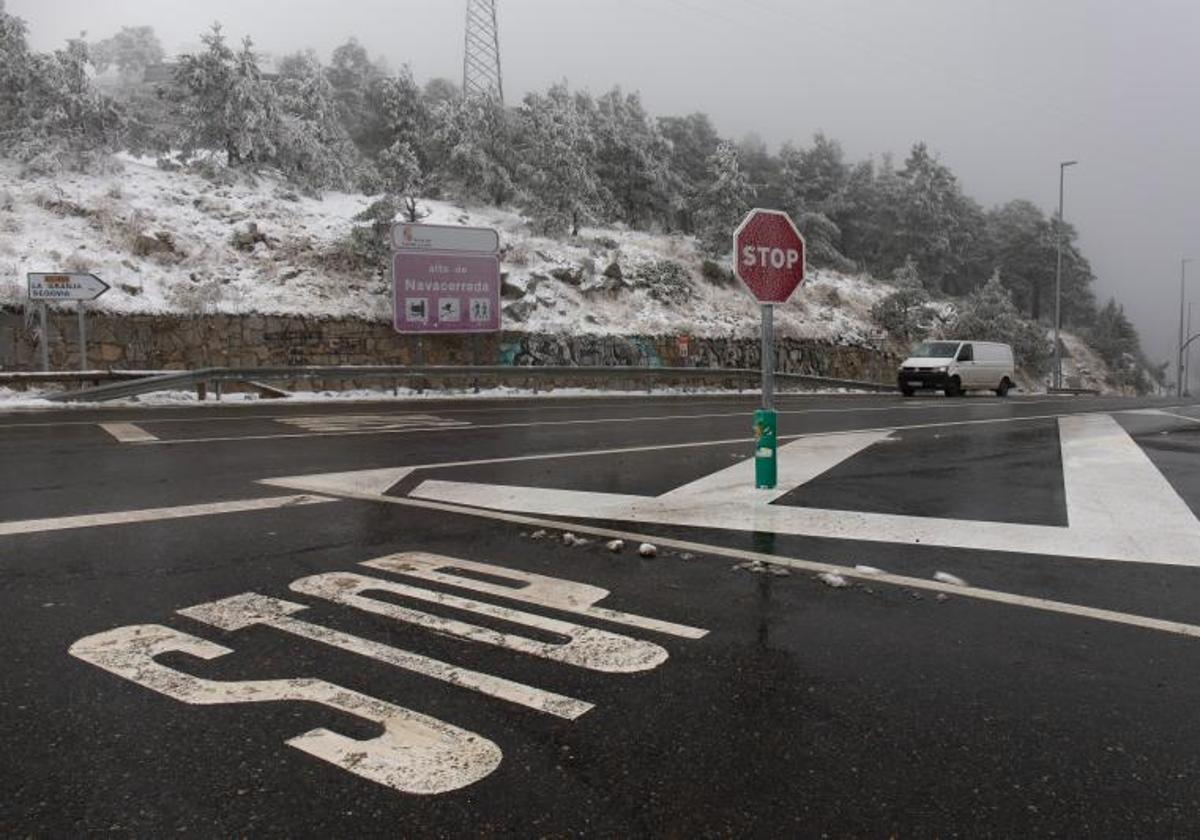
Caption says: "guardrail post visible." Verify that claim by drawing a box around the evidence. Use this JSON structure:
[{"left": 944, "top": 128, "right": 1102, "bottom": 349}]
[
  {"left": 214, "top": 380, "right": 222, "bottom": 402},
  {"left": 197, "top": 381, "right": 207, "bottom": 402}
]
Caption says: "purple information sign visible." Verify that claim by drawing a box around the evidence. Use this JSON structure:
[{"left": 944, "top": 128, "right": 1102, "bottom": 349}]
[{"left": 393, "top": 251, "right": 501, "bottom": 334}]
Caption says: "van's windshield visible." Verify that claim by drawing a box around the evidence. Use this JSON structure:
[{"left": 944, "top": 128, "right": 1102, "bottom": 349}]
[{"left": 910, "top": 341, "right": 961, "bottom": 358}]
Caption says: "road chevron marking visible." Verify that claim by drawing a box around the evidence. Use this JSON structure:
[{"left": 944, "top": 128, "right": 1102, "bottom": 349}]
[{"left": 261, "top": 412, "right": 1200, "bottom": 567}]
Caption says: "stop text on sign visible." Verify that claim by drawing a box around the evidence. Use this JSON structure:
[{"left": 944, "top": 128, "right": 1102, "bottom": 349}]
[{"left": 740, "top": 246, "right": 802, "bottom": 271}]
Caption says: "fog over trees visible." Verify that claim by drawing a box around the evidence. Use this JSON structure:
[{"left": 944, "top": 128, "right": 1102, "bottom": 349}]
[{"left": 0, "top": 2, "right": 1158, "bottom": 390}]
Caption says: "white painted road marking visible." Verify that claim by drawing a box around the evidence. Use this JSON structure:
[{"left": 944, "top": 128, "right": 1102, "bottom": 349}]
[
  {"left": 179, "top": 592, "right": 593, "bottom": 720},
  {"left": 260, "top": 409, "right": 1115, "bottom": 499},
  {"left": 275, "top": 413, "right": 472, "bottom": 433},
  {"left": 405, "top": 414, "right": 1200, "bottom": 566},
  {"left": 364, "top": 552, "right": 708, "bottom": 639},
  {"left": 98, "top": 422, "right": 159, "bottom": 443},
  {"left": 129, "top": 401, "right": 1104, "bottom": 446},
  {"left": 68, "top": 624, "right": 503, "bottom": 795},
  {"left": 316, "top": 489, "right": 1200, "bottom": 645},
  {"left": 290, "top": 572, "right": 670, "bottom": 672},
  {"left": 0, "top": 495, "right": 335, "bottom": 538}
]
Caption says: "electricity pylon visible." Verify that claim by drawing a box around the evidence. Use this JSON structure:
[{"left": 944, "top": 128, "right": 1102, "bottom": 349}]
[{"left": 463, "top": 0, "right": 504, "bottom": 103}]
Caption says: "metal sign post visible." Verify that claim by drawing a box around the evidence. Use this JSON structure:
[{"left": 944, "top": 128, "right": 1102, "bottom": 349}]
[
  {"left": 755, "top": 303, "right": 778, "bottom": 489},
  {"left": 38, "top": 303, "right": 49, "bottom": 372},
  {"left": 732, "top": 210, "right": 807, "bottom": 491},
  {"left": 78, "top": 301, "right": 87, "bottom": 373}
]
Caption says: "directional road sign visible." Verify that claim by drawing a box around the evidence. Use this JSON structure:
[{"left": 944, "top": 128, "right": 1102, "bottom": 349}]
[
  {"left": 393, "top": 252, "right": 501, "bottom": 335},
  {"left": 733, "top": 209, "right": 807, "bottom": 304},
  {"left": 27, "top": 272, "right": 110, "bottom": 302}
]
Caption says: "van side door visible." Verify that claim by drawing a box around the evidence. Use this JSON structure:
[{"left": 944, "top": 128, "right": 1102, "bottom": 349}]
[{"left": 956, "top": 343, "right": 977, "bottom": 386}]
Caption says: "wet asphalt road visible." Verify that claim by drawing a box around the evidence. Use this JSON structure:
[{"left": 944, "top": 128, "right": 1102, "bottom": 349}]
[{"left": 4, "top": 391, "right": 1200, "bottom": 837}]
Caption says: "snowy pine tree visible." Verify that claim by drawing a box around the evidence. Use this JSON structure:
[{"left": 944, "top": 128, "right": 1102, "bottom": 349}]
[
  {"left": 428, "top": 93, "right": 516, "bottom": 206},
  {"left": 693, "top": 141, "right": 755, "bottom": 256},
  {"left": 175, "top": 26, "right": 279, "bottom": 166},
  {"left": 516, "top": 84, "right": 603, "bottom": 236}
]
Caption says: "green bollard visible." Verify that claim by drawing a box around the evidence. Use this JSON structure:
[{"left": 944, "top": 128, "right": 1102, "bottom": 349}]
[{"left": 754, "top": 409, "right": 778, "bottom": 489}]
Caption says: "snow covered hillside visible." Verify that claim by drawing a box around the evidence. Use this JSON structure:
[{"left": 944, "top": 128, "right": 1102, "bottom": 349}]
[{"left": 0, "top": 154, "right": 891, "bottom": 345}]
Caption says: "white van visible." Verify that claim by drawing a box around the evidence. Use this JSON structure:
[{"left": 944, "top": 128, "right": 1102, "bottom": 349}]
[{"left": 897, "top": 340, "right": 1015, "bottom": 397}]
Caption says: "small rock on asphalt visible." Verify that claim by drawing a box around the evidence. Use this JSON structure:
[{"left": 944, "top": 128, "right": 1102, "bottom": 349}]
[{"left": 638, "top": 543, "right": 658, "bottom": 558}]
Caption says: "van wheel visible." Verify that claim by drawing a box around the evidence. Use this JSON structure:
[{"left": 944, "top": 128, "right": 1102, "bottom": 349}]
[
  {"left": 900, "top": 386, "right": 915, "bottom": 397},
  {"left": 995, "top": 378, "right": 1012, "bottom": 397},
  {"left": 945, "top": 377, "right": 963, "bottom": 397}
]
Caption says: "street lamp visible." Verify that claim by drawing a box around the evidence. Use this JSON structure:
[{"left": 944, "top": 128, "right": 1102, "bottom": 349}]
[
  {"left": 1188, "top": 301, "right": 1196, "bottom": 397},
  {"left": 1054, "top": 160, "right": 1078, "bottom": 390},
  {"left": 1180, "top": 258, "right": 1193, "bottom": 396}
]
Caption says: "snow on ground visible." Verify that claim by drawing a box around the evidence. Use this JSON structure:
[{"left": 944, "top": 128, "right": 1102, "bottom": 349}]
[
  {"left": 0, "top": 154, "right": 891, "bottom": 344},
  {"left": 0, "top": 383, "right": 877, "bottom": 411}
]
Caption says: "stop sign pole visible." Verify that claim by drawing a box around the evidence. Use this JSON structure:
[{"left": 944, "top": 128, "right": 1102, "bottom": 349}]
[{"left": 733, "top": 209, "right": 807, "bottom": 489}]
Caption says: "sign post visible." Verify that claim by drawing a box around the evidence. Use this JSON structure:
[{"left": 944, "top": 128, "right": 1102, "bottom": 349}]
[
  {"left": 27, "top": 272, "right": 109, "bottom": 373},
  {"left": 732, "top": 210, "right": 807, "bottom": 489}
]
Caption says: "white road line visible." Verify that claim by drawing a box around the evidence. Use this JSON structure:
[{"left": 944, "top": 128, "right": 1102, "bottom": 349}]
[
  {"left": 364, "top": 552, "right": 708, "bottom": 639},
  {"left": 301, "top": 486, "right": 1200, "bottom": 644},
  {"left": 98, "top": 422, "right": 159, "bottom": 443},
  {"left": 259, "top": 408, "right": 1115, "bottom": 497},
  {"left": 69, "top": 624, "right": 502, "bottom": 794},
  {"left": 0, "top": 495, "right": 334, "bottom": 538},
  {"left": 658, "top": 429, "right": 892, "bottom": 506},
  {"left": 289, "top": 571, "right": 670, "bottom": 673},
  {"left": 275, "top": 414, "right": 472, "bottom": 433},
  {"left": 1154, "top": 409, "right": 1200, "bottom": 424},
  {"left": 410, "top": 414, "right": 1200, "bottom": 565},
  {"left": 178, "top": 593, "right": 593, "bottom": 720},
  {"left": 0, "top": 395, "right": 1102, "bottom": 431},
  {"left": 114, "top": 400, "right": 1110, "bottom": 446}
]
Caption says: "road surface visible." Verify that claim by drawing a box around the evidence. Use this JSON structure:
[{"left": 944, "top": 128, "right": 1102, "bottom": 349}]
[{"left": 4, "top": 391, "right": 1200, "bottom": 836}]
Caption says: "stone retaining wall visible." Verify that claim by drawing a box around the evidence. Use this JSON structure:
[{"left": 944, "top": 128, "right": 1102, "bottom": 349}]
[{"left": 0, "top": 308, "right": 897, "bottom": 383}]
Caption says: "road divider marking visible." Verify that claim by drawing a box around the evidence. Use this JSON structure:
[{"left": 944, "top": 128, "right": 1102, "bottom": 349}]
[
  {"left": 69, "top": 624, "right": 501, "bottom": 795},
  {"left": 131, "top": 401, "right": 1117, "bottom": 446},
  {"left": 290, "top": 571, "right": 670, "bottom": 672},
  {"left": 259, "top": 409, "right": 1116, "bottom": 498},
  {"left": 99, "top": 422, "right": 159, "bottom": 443},
  {"left": 403, "top": 414, "right": 1200, "bottom": 566},
  {"left": 363, "top": 553, "right": 707, "bottom": 639},
  {"left": 0, "top": 495, "right": 334, "bottom": 538},
  {"left": 179, "top": 593, "right": 593, "bottom": 720},
  {"left": 319, "top": 488, "right": 1200, "bottom": 644},
  {"left": 275, "top": 413, "right": 472, "bottom": 433}
]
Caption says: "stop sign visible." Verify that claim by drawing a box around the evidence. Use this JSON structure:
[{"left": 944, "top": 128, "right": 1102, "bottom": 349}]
[{"left": 733, "top": 209, "right": 807, "bottom": 303}]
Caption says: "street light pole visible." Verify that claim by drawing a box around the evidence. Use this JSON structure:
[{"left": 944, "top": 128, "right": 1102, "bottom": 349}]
[
  {"left": 1054, "top": 160, "right": 1078, "bottom": 390},
  {"left": 1180, "top": 258, "right": 1192, "bottom": 396},
  {"left": 1187, "top": 301, "right": 1195, "bottom": 397}
]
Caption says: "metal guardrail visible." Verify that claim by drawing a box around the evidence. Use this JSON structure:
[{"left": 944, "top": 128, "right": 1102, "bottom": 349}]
[
  {"left": 0, "top": 370, "right": 159, "bottom": 386},
  {"left": 32, "top": 365, "right": 896, "bottom": 404}
]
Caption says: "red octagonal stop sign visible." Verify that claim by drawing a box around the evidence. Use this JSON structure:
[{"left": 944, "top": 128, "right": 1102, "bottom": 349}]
[{"left": 733, "top": 209, "right": 807, "bottom": 304}]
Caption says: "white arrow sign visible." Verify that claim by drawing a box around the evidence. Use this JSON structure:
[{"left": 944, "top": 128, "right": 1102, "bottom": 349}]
[{"left": 27, "top": 272, "right": 110, "bottom": 302}]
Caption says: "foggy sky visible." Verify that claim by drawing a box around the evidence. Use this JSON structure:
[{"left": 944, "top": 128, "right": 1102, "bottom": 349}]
[{"left": 13, "top": 0, "right": 1200, "bottom": 367}]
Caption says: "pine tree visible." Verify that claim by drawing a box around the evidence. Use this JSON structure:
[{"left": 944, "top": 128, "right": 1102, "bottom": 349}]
[
  {"left": 515, "top": 84, "right": 603, "bottom": 236},
  {"left": 428, "top": 93, "right": 516, "bottom": 206},
  {"left": 591, "top": 88, "right": 676, "bottom": 228},
  {"left": 175, "top": 25, "right": 278, "bottom": 166},
  {"left": 693, "top": 141, "right": 756, "bottom": 256}
]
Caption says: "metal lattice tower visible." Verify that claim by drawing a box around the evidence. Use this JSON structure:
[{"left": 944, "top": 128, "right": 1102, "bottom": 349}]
[{"left": 463, "top": 0, "right": 504, "bottom": 103}]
